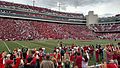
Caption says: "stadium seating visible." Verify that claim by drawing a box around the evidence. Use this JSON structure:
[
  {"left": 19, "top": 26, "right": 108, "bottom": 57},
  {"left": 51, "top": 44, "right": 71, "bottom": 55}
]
[
  {"left": 0, "top": 18, "right": 95, "bottom": 40},
  {"left": 90, "top": 23, "right": 120, "bottom": 40},
  {"left": 95, "top": 33, "right": 118, "bottom": 39},
  {"left": 0, "top": 17, "right": 120, "bottom": 40},
  {"left": 90, "top": 23, "right": 120, "bottom": 32},
  {"left": 0, "top": 18, "right": 39, "bottom": 40},
  {"left": 32, "top": 22, "right": 95, "bottom": 40}
]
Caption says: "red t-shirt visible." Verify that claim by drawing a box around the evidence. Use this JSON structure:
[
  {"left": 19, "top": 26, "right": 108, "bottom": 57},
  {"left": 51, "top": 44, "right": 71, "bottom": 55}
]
[
  {"left": 58, "top": 65, "right": 63, "bottom": 68},
  {"left": 53, "top": 54, "right": 56, "bottom": 59},
  {"left": 107, "top": 63, "right": 118, "bottom": 68},
  {"left": 75, "top": 56, "right": 82, "bottom": 68},
  {"left": 113, "top": 54, "right": 118, "bottom": 60},
  {"left": 70, "top": 54, "right": 74, "bottom": 62},
  {"left": 39, "top": 53, "right": 43, "bottom": 62},
  {"left": 31, "top": 57, "right": 36, "bottom": 65},
  {"left": 57, "top": 53, "right": 61, "bottom": 61},
  {"left": 0, "top": 58, "right": 4, "bottom": 68},
  {"left": 13, "top": 58, "right": 21, "bottom": 68}
]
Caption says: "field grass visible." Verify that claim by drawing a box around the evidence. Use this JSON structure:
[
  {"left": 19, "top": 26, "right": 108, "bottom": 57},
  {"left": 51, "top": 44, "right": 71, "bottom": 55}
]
[
  {"left": 0, "top": 39, "right": 120, "bottom": 65},
  {"left": 0, "top": 39, "right": 120, "bottom": 53}
]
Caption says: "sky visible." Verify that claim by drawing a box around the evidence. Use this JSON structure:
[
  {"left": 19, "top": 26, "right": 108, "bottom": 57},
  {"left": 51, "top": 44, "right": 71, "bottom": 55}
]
[{"left": 1, "top": 0, "right": 120, "bottom": 17}]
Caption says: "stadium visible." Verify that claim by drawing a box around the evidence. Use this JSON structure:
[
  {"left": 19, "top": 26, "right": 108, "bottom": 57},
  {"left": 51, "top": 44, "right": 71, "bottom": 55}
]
[{"left": 0, "top": 0, "right": 120, "bottom": 68}]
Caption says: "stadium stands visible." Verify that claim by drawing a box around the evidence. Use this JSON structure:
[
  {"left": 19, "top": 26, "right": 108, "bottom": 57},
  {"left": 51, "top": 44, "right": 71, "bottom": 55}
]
[
  {"left": 90, "top": 23, "right": 120, "bottom": 40},
  {"left": 0, "top": 18, "right": 39, "bottom": 40},
  {"left": 32, "top": 22, "right": 95, "bottom": 40},
  {"left": 0, "top": 18, "right": 95, "bottom": 40},
  {"left": 90, "top": 23, "right": 120, "bottom": 32}
]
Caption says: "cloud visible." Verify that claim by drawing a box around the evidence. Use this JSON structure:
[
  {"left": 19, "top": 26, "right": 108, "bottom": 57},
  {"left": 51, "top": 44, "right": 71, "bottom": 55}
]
[
  {"left": 34, "top": 0, "right": 119, "bottom": 13},
  {"left": 35, "top": 0, "right": 115, "bottom": 8}
]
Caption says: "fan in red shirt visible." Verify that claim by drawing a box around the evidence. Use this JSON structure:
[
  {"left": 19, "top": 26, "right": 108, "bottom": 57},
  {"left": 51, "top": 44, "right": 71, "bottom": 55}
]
[
  {"left": 70, "top": 53, "right": 74, "bottom": 63},
  {"left": 39, "top": 48, "right": 43, "bottom": 62},
  {"left": 96, "top": 49, "right": 99, "bottom": 62},
  {"left": 57, "top": 61, "right": 63, "bottom": 68},
  {"left": 0, "top": 55, "right": 4, "bottom": 68},
  {"left": 13, "top": 58, "right": 21, "bottom": 68},
  {"left": 0, "top": 51, "right": 6, "bottom": 68},
  {"left": 75, "top": 52, "right": 82, "bottom": 68},
  {"left": 107, "top": 60, "right": 118, "bottom": 68},
  {"left": 57, "top": 52, "right": 61, "bottom": 62},
  {"left": 107, "top": 63, "right": 118, "bottom": 68}
]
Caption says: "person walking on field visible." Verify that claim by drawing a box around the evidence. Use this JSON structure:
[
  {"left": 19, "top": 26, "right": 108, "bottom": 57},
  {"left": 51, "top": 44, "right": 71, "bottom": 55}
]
[
  {"left": 75, "top": 52, "right": 82, "bottom": 68},
  {"left": 40, "top": 55, "right": 54, "bottom": 68}
]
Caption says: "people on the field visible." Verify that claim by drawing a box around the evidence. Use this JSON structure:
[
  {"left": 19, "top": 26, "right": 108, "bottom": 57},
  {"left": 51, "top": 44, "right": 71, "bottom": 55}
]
[
  {"left": 40, "top": 54, "right": 54, "bottom": 68},
  {"left": 75, "top": 52, "right": 82, "bottom": 68},
  {"left": 82, "top": 51, "right": 89, "bottom": 68},
  {"left": 0, "top": 42, "right": 120, "bottom": 68}
]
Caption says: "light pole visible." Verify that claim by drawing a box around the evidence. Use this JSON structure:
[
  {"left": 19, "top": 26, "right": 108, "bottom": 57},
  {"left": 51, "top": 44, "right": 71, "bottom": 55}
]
[
  {"left": 33, "top": 0, "right": 35, "bottom": 6},
  {"left": 57, "top": 2, "right": 61, "bottom": 11}
]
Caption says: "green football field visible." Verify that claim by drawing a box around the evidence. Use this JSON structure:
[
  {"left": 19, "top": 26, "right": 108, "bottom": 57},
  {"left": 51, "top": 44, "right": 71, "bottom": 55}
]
[{"left": 0, "top": 39, "right": 120, "bottom": 53}]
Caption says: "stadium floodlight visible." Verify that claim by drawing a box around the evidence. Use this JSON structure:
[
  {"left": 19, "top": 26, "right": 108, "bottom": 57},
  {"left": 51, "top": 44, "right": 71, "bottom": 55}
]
[
  {"left": 57, "top": 2, "right": 61, "bottom": 11},
  {"left": 57, "top": 2, "right": 66, "bottom": 12},
  {"left": 33, "top": 0, "right": 35, "bottom": 6}
]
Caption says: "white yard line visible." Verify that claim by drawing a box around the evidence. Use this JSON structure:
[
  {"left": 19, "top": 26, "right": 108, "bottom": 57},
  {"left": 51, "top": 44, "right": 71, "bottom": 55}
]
[
  {"left": 30, "top": 42, "right": 53, "bottom": 50},
  {"left": 14, "top": 41, "right": 53, "bottom": 50},
  {"left": 13, "top": 41, "right": 24, "bottom": 47},
  {"left": 3, "top": 41, "right": 11, "bottom": 52}
]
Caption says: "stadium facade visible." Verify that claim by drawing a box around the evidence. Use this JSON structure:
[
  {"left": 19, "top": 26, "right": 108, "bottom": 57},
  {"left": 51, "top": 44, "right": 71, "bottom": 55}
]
[{"left": 0, "top": 1, "right": 120, "bottom": 40}]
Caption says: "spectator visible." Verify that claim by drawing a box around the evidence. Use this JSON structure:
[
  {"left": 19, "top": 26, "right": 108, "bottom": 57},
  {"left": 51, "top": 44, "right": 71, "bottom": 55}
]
[
  {"left": 82, "top": 51, "right": 89, "bottom": 68},
  {"left": 40, "top": 54, "right": 54, "bottom": 68},
  {"left": 75, "top": 52, "right": 82, "bottom": 68},
  {"left": 107, "top": 60, "right": 118, "bottom": 68}
]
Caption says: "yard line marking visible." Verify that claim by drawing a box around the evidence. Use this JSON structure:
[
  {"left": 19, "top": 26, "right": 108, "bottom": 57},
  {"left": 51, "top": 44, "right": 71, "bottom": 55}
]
[
  {"left": 3, "top": 41, "right": 11, "bottom": 52},
  {"left": 13, "top": 41, "right": 24, "bottom": 47},
  {"left": 30, "top": 42, "right": 53, "bottom": 50}
]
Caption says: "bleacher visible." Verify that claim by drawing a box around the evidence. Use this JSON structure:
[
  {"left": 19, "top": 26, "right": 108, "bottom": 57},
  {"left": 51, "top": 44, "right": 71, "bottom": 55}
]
[{"left": 0, "top": 17, "right": 95, "bottom": 40}]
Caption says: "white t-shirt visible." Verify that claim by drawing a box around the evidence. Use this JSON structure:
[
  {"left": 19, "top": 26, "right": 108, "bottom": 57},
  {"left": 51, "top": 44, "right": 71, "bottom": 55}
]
[{"left": 82, "top": 53, "right": 89, "bottom": 68}]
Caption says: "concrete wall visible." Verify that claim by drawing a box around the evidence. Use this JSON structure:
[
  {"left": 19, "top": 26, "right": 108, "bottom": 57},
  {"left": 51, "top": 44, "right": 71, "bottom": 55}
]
[{"left": 86, "top": 11, "right": 98, "bottom": 25}]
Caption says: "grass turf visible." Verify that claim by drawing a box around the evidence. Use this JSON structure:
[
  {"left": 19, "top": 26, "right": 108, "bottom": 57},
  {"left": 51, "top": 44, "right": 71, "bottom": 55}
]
[{"left": 0, "top": 39, "right": 119, "bottom": 53}]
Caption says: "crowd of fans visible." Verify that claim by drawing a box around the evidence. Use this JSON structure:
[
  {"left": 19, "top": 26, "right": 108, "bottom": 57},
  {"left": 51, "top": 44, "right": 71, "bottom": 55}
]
[
  {"left": 0, "top": 18, "right": 39, "bottom": 40},
  {"left": 0, "top": 18, "right": 95, "bottom": 40},
  {"left": 32, "top": 22, "right": 95, "bottom": 40},
  {"left": 0, "top": 42, "right": 120, "bottom": 68},
  {"left": 90, "top": 23, "right": 120, "bottom": 32},
  {"left": 95, "top": 33, "right": 120, "bottom": 40},
  {"left": 0, "top": 17, "right": 120, "bottom": 40},
  {"left": 90, "top": 23, "right": 120, "bottom": 40}
]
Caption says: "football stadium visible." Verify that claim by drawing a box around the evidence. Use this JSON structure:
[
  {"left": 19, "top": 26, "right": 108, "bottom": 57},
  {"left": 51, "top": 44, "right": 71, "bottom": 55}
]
[{"left": 0, "top": 0, "right": 120, "bottom": 68}]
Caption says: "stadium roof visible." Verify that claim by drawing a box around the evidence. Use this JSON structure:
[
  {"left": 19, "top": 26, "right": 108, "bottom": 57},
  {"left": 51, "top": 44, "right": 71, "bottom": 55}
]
[{"left": 1, "top": 0, "right": 120, "bottom": 17}]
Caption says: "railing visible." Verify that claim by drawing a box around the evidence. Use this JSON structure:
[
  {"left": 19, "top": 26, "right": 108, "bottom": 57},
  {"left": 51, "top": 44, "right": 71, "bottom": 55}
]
[{"left": 0, "top": 12, "right": 86, "bottom": 25}]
